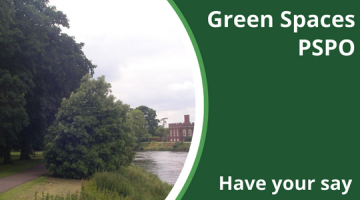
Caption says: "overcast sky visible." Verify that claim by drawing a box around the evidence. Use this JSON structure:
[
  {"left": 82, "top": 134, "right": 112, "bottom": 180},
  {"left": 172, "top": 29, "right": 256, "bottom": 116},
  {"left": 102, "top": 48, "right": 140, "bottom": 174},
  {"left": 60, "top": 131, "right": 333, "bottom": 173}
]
[{"left": 49, "top": 0, "right": 196, "bottom": 124}]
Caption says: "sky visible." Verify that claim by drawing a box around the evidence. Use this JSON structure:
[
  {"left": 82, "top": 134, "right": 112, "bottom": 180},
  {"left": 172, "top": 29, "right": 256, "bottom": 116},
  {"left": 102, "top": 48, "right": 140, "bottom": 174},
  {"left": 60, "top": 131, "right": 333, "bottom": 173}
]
[{"left": 49, "top": 0, "right": 197, "bottom": 125}]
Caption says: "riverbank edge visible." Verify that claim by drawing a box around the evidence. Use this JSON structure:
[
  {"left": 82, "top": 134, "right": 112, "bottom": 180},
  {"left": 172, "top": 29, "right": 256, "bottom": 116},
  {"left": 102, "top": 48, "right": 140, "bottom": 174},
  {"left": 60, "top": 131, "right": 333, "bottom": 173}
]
[
  {"left": 79, "top": 165, "right": 173, "bottom": 199},
  {"left": 0, "top": 165, "right": 172, "bottom": 200},
  {"left": 136, "top": 141, "right": 191, "bottom": 152}
]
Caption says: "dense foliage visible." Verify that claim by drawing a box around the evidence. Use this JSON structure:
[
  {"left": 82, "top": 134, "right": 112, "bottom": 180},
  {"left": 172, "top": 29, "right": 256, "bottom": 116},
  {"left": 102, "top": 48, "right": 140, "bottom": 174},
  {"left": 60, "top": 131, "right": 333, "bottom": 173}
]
[
  {"left": 135, "top": 105, "right": 160, "bottom": 136},
  {"left": 154, "top": 126, "right": 169, "bottom": 137},
  {"left": 0, "top": 70, "right": 29, "bottom": 163},
  {"left": 43, "top": 75, "right": 136, "bottom": 179},
  {"left": 184, "top": 136, "right": 192, "bottom": 142},
  {"left": 0, "top": 0, "right": 95, "bottom": 163},
  {"left": 128, "top": 109, "right": 150, "bottom": 143}
]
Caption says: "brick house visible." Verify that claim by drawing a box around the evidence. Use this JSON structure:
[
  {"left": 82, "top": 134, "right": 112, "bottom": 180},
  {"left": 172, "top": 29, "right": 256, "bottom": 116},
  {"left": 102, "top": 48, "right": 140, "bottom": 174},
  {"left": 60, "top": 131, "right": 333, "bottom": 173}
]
[{"left": 168, "top": 115, "right": 194, "bottom": 142}]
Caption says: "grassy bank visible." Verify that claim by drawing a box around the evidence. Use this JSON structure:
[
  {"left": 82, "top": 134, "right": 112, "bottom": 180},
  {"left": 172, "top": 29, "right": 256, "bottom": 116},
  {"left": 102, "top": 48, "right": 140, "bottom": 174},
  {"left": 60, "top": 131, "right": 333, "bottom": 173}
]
[
  {"left": 80, "top": 165, "right": 172, "bottom": 200},
  {"left": 138, "top": 141, "right": 190, "bottom": 151},
  {"left": 0, "top": 175, "right": 82, "bottom": 200},
  {"left": 1, "top": 165, "right": 171, "bottom": 200},
  {"left": 0, "top": 151, "right": 43, "bottom": 178}
]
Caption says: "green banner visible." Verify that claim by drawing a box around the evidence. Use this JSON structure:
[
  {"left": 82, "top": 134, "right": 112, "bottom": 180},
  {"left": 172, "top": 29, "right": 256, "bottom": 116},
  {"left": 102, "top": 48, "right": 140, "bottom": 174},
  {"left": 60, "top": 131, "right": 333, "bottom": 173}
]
[{"left": 170, "top": 0, "right": 360, "bottom": 199}]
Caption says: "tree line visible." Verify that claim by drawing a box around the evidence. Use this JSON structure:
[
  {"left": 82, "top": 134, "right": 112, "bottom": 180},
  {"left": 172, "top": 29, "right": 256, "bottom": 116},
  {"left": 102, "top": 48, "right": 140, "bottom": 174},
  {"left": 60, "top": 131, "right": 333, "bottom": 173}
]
[
  {"left": 0, "top": 0, "right": 168, "bottom": 173},
  {"left": 0, "top": 0, "right": 95, "bottom": 164}
]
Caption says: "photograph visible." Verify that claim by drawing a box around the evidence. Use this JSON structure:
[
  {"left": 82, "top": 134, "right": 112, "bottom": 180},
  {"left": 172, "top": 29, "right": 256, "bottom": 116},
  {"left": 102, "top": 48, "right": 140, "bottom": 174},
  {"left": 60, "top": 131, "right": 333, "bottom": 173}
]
[{"left": 0, "top": 0, "right": 202, "bottom": 199}]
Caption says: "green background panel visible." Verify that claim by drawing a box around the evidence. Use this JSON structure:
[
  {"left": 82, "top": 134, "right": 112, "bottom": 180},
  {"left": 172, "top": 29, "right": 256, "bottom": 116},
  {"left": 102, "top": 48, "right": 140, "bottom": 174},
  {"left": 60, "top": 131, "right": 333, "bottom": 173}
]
[{"left": 172, "top": 0, "right": 360, "bottom": 199}]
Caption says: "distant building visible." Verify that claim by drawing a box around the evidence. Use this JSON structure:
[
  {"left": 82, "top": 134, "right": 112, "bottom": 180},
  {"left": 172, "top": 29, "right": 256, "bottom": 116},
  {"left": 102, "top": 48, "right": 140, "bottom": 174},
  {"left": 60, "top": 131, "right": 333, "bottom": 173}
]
[{"left": 168, "top": 115, "right": 194, "bottom": 142}]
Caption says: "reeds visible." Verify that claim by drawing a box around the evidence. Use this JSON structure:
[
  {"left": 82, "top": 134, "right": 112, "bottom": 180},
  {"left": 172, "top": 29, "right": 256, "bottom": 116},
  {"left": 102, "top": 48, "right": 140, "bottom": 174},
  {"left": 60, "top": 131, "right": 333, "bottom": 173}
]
[{"left": 35, "top": 165, "right": 172, "bottom": 200}]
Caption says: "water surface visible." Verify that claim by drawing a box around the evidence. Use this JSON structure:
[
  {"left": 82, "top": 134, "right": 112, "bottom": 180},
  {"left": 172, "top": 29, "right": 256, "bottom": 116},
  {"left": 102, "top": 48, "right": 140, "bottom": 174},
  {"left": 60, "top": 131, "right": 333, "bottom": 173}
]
[{"left": 133, "top": 151, "right": 188, "bottom": 184}]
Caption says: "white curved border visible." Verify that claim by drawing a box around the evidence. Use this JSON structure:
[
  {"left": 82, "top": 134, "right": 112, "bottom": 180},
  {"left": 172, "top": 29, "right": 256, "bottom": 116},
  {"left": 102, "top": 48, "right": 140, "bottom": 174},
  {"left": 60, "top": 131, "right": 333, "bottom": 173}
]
[{"left": 165, "top": 1, "right": 204, "bottom": 199}]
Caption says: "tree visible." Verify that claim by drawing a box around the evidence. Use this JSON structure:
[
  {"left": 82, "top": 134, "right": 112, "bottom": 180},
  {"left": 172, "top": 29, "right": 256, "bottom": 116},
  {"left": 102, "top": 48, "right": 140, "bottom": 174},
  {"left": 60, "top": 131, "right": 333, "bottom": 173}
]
[
  {"left": 0, "top": 70, "right": 29, "bottom": 164},
  {"left": 154, "top": 126, "right": 169, "bottom": 138},
  {"left": 0, "top": 0, "right": 96, "bottom": 160},
  {"left": 128, "top": 109, "right": 150, "bottom": 143},
  {"left": 159, "top": 118, "right": 168, "bottom": 127},
  {"left": 43, "top": 75, "right": 136, "bottom": 179},
  {"left": 135, "top": 106, "right": 160, "bottom": 136}
]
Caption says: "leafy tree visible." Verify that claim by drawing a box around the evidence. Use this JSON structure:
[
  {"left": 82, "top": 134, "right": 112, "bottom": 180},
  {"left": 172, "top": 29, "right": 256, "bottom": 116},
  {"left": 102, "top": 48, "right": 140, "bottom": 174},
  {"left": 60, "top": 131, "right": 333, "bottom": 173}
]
[
  {"left": 159, "top": 118, "right": 168, "bottom": 127},
  {"left": 0, "top": 70, "right": 29, "bottom": 164},
  {"left": 128, "top": 109, "right": 150, "bottom": 143},
  {"left": 154, "top": 126, "right": 169, "bottom": 138},
  {"left": 135, "top": 106, "right": 160, "bottom": 136},
  {"left": 0, "top": 0, "right": 96, "bottom": 160},
  {"left": 43, "top": 75, "right": 136, "bottom": 179}
]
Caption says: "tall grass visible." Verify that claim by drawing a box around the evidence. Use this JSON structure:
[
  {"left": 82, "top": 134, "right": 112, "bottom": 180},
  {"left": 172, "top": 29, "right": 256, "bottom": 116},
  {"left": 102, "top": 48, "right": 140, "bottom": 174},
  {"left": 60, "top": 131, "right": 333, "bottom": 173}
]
[
  {"left": 93, "top": 166, "right": 172, "bottom": 199},
  {"left": 138, "top": 141, "right": 190, "bottom": 151},
  {"left": 35, "top": 165, "right": 172, "bottom": 200}
]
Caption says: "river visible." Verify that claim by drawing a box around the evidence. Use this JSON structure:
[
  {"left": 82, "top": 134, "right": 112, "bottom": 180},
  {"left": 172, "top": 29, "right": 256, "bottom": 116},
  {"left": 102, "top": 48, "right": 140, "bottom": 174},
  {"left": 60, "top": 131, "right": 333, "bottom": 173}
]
[{"left": 133, "top": 151, "right": 188, "bottom": 184}]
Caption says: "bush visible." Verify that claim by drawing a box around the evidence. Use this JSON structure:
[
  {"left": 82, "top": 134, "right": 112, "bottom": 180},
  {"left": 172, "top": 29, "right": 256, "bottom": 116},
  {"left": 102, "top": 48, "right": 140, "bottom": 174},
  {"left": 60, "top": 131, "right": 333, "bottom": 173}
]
[
  {"left": 172, "top": 142, "right": 190, "bottom": 151},
  {"left": 184, "top": 136, "right": 192, "bottom": 142},
  {"left": 43, "top": 75, "right": 136, "bottom": 179},
  {"left": 173, "top": 142, "right": 180, "bottom": 149}
]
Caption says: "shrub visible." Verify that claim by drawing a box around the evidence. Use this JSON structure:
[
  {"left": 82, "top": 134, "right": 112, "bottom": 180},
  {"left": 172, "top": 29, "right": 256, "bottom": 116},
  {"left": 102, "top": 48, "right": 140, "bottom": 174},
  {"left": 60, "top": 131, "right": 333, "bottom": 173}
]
[
  {"left": 43, "top": 75, "right": 136, "bottom": 179},
  {"left": 184, "top": 136, "right": 192, "bottom": 142},
  {"left": 172, "top": 142, "right": 180, "bottom": 149}
]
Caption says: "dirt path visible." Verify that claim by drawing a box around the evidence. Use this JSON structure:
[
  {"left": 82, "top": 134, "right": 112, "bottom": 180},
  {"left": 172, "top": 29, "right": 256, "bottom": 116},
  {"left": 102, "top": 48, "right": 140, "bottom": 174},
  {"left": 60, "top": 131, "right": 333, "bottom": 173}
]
[{"left": 0, "top": 163, "right": 49, "bottom": 193}]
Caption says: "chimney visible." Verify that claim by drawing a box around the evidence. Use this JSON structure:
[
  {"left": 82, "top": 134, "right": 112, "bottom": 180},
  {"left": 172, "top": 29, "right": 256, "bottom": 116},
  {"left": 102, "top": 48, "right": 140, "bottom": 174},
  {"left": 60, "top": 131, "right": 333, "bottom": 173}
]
[{"left": 184, "top": 115, "right": 190, "bottom": 123}]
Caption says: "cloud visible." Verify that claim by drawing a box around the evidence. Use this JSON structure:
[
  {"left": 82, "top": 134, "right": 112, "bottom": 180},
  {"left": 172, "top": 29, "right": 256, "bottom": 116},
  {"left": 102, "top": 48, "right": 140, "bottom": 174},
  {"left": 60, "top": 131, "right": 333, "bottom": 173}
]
[
  {"left": 168, "top": 81, "right": 194, "bottom": 91},
  {"left": 50, "top": 0, "right": 197, "bottom": 123}
]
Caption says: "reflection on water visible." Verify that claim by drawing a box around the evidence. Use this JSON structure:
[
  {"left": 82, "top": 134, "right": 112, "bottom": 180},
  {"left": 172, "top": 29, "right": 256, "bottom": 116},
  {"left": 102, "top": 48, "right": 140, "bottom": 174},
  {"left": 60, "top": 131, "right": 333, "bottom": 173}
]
[{"left": 133, "top": 151, "right": 188, "bottom": 184}]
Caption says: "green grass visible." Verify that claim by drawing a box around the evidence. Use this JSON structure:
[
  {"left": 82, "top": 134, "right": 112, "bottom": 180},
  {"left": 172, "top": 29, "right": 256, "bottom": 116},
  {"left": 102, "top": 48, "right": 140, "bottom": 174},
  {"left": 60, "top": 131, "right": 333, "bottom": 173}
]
[
  {"left": 138, "top": 141, "right": 190, "bottom": 151},
  {"left": 91, "top": 165, "right": 172, "bottom": 199},
  {"left": 0, "top": 176, "right": 48, "bottom": 199},
  {"left": 0, "top": 175, "right": 82, "bottom": 200},
  {"left": 32, "top": 165, "right": 172, "bottom": 200},
  {"left": 1, "top": 153, "right": 172, "bottom": 199},
  {"left": 0, "top": 151, "right": 43, "bottom": 178}
]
